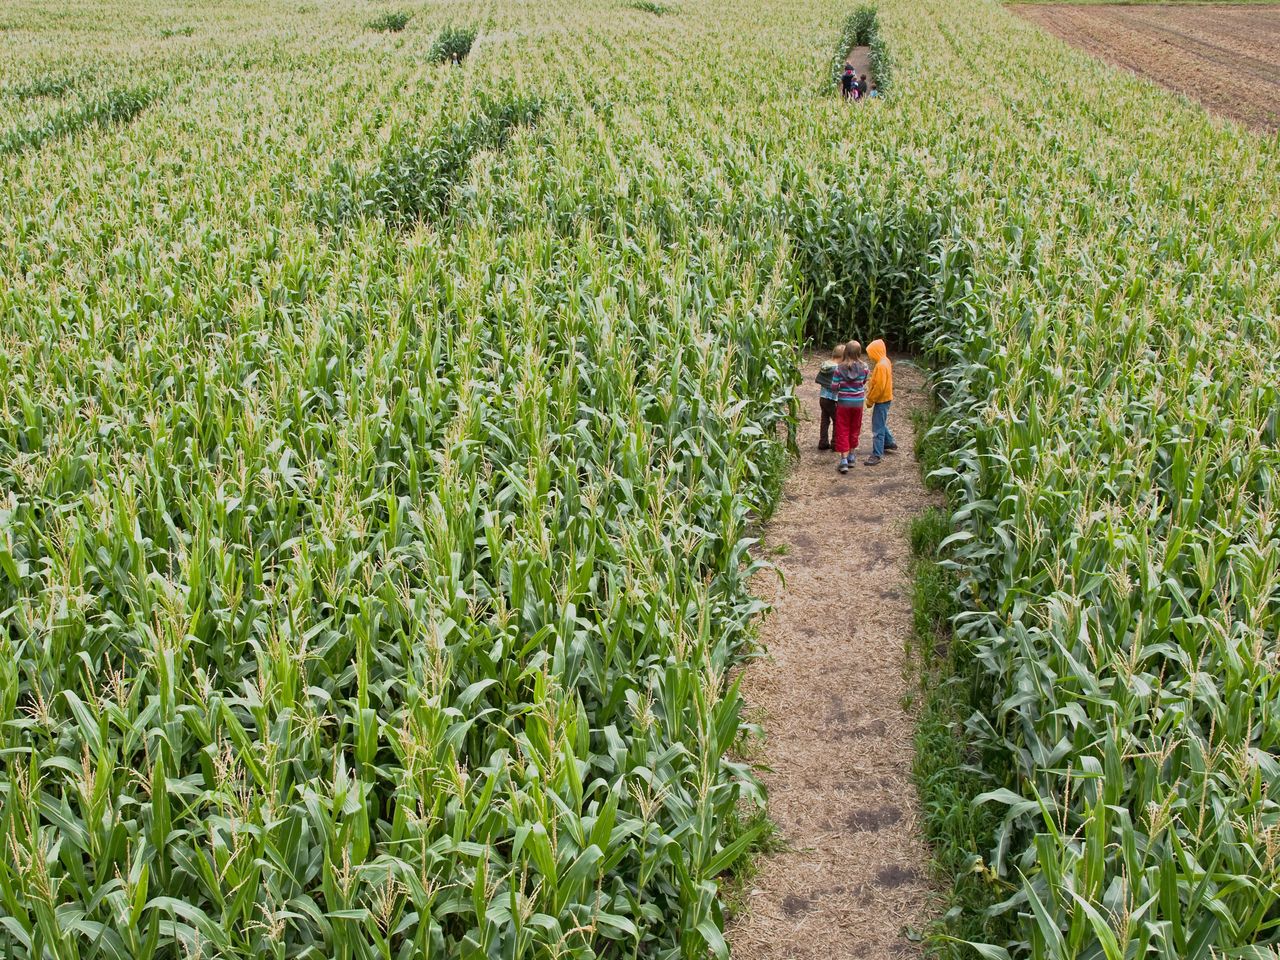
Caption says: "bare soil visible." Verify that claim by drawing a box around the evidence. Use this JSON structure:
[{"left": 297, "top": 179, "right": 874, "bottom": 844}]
[
  {"left": 1013, "top": 4, "right": 1280, "bottom": 131},
  {"left": 847, "top": 44, "right": 873, "bottom": 81},
  {"left": 727, "top": 356, "right": 938, "bottom": 960},
  {"left": 843, "top": 45, "right": 876, "bottom": 97}
]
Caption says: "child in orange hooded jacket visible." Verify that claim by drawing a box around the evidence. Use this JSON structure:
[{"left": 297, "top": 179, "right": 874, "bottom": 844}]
[{"left": 863, "top": 339, "right": 897, "bottom": 465}]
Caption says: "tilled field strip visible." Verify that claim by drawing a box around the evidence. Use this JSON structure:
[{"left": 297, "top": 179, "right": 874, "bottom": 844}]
[
  {"left": 1108, "top": 8, "right": 1280, "bottom": 85},
  {"left": 1013, "top": 3, "right": 1280, "bottom": 130}
]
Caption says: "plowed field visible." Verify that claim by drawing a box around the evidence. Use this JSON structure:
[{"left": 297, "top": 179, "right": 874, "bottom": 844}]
[{"left": 1013, "top": 4, "right": 1280, "bottom": 130}]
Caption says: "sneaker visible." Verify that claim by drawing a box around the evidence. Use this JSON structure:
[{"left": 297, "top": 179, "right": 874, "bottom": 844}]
[
  {"left": 838, "top": 461, "right": 849, "bottom": 474},
  {"left": 818, "top": 443, "right": 832, "bottom": 451},
  {"left": 864, "top": 455, "right": 882, "bottom": 466},
  {"left": 884, "top": 442, "right": 898, "bottom": 452}
]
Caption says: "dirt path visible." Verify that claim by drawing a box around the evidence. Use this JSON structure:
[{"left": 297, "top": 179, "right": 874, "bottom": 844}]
[
  {"left": 727, "top": 354, "right": 937, "bottom": 960},
  {"left": 846, "top": 44, "right": 873, "bottom": 80},
  {"left": 845, "top": 44, "right": 875, "bottom": 94}
]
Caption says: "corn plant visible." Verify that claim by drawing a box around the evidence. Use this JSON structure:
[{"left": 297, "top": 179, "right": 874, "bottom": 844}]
[
  {"left": 2, "top": 70, "right": 88, "bottom": 99},
  {"left": 428, "top": 25, "right": 478, "bottom": 63},
  {"left": 366, "top": 11, "right": 410, "bottom": 33},
  {"left": 0, "top": 84, "right": 158, "bottom": 155},
  {"left": 629, "top": 1, "right": 674, "bottom": 15},
  {"left": 309, "top": 91, "right": 545, "bottom": 230}
]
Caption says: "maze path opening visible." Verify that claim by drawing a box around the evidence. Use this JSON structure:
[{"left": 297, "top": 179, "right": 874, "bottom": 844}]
[
  {"left": 845, "top": 44, "right": 874, "bottom": 93},
  {"left": 727, "top": 355, "right": 938, "bottom": 960}
]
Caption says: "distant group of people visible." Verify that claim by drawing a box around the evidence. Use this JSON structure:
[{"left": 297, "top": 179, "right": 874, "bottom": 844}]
[
  {"left": 841, "top": 64, "right": 878, "bottom": 101},
  {"left": 815, "top": 339, "right": 895, "bottom": 473}
]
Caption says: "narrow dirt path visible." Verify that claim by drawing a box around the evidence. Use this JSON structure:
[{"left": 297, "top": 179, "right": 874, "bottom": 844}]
[
  {"left": 727, "top": 353, "right": 937, "bottom": 960},
  {"left": 846, "top": 44, "right": 874, "bottom": 83}
]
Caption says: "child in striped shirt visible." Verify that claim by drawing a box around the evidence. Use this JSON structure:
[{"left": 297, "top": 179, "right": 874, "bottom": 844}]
[
  {"left": 814, "top": 342, "right": 845, "bottom": 450},
  {"left": 830, "top": 341, "right": 869, "bottom": 474}
]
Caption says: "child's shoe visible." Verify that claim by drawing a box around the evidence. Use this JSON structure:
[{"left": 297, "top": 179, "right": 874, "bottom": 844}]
[
  {"left": 818, "top": 442, "right": 832, "bottom": 451},
  {"left": 864, "top": 455, "right": 882, "bottom": 466},
  {"left": 837, "top": 458, "right": 849, "bottom": 474},
  {"left": 884, "top": 442, "right": 898, "bottom": 452}
]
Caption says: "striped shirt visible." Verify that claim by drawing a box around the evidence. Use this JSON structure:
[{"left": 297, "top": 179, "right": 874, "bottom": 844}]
[{"left": 830, "top": 362, "right": 868, "bottom": 406}]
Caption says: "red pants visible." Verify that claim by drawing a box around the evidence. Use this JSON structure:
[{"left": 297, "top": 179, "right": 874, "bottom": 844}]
[{"left": 834, "top": 404, "right": 863, "bottom": 454}]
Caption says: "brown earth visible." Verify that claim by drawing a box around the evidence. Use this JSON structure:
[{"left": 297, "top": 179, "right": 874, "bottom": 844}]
[
  {"left": 847, "top": 44, "right": 873, "bottom": 81},
  {"left": 726, "top": 355, "right": 938, "bottom": 960},
  {"left": 1013, "top": 4, "right": 1280, "bottom": 131},
  {"left": 843, "top": 45, "right": 876, "bottom": 97}
]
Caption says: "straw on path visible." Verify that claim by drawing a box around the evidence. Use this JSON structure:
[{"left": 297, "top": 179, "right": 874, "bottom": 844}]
[{"left": 727, "top": 353, "right": 938, "bottom": 960}]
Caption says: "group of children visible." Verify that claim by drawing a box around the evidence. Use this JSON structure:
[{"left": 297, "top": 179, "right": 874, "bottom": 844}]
[
  {"left": 841, "top": 64, "right": 879, "bottom": 101},
  {"left": 815, "top": 339, "right": 895, "bottom": 474}
]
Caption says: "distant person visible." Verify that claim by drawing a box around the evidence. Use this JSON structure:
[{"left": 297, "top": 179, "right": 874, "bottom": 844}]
[
  {"left": 841, "top": 64, "right": 856, "bottom": 100},
  {"left": 451, "top": 51, "right": 461, "bottom": 66},
  {"left": 815, "top": 343, "right": 846, "bottom": 450},
  {"left": 858, "top": 74, "right": 869, "bottom": 97},
  {"left": 868, "top": 83, "right": 880, "bottom": 98},
  {"left": 863, "top": 339, "right": 896, "bottom": 465},
  {"left": 830, "top": 341, "right": 869, "bottom": 473}
]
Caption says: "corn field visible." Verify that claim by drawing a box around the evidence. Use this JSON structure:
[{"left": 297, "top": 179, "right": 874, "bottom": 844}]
[{"left": 0, "top": 0, "right": 1277, "bottom": 958}]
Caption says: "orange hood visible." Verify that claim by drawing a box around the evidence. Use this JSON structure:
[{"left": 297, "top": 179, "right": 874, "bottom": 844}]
[{"left": 865, "top": 340, "right": 893, "bottom": 403}]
